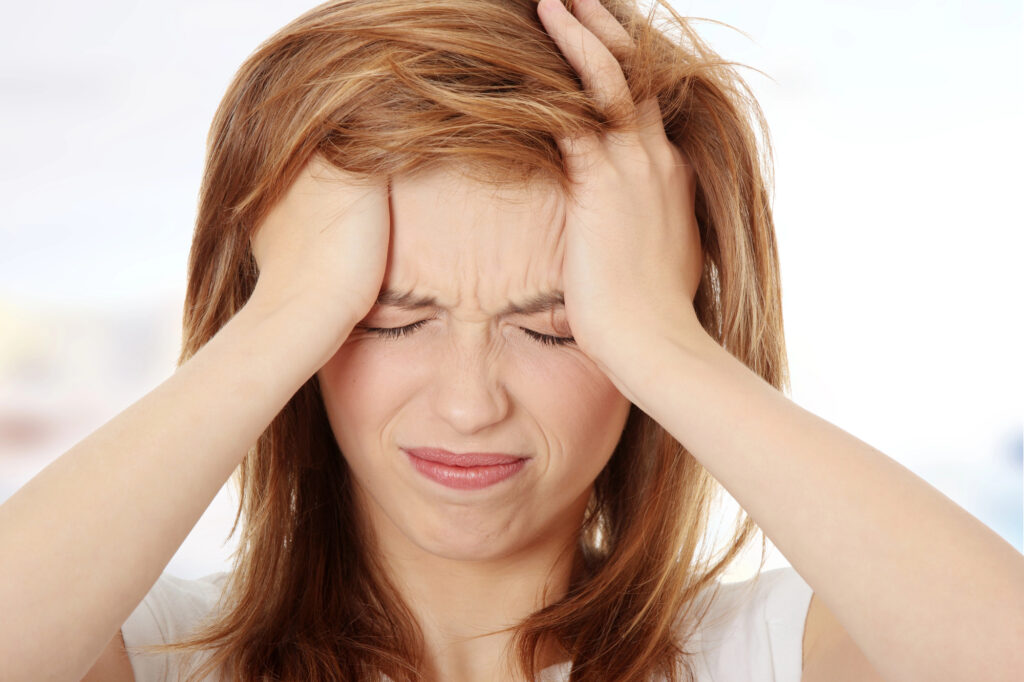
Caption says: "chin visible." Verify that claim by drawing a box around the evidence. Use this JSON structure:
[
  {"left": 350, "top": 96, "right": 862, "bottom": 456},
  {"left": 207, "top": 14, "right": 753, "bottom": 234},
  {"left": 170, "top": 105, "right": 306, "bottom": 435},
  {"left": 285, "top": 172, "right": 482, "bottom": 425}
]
[
  {"left": 405, "top": 510, "right": 528, "bottom": 562},
  {"left": 417, "top": 540, "right": 512, "bottom": 563}
]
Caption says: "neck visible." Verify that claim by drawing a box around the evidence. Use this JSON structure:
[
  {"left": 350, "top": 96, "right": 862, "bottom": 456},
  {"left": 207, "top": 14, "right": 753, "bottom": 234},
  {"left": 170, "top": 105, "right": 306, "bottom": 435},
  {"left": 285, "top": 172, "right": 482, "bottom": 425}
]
[{"left": 358, "top": 484, "right": 589, "bottom": 681}]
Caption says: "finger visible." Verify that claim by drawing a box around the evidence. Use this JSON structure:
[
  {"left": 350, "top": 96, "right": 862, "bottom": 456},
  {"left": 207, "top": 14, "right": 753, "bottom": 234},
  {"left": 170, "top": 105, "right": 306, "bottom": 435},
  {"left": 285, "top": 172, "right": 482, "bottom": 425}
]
[
  {"left": 569, "top": 0, "right": 635, "bottom": 63},
  {"left": 634, "top": 96, "right": 670, "bottom": 140},
  {"left": 554, "top": 132, "right": 603, "bottom": 179},
  {"left": 570, "top": 1, "right": 669, "bottom": 142},
  {"left": 536, "top": 0, "right": 634, "bottom": 122}
]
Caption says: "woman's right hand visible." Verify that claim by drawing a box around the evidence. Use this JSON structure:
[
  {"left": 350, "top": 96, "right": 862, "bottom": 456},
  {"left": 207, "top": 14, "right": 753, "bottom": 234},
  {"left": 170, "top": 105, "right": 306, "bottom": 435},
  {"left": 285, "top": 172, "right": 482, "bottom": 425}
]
[
  {"left": 250, "top": 154, "right": 390, "bottom": 343},
  {"left": 2, "top": 152, "right": 392, "bottom": 682}
]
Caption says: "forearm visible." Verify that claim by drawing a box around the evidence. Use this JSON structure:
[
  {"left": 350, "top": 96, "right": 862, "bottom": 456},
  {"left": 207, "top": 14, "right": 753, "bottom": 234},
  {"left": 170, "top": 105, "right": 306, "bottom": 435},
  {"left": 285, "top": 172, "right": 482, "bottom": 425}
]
[
  {"left": 611, "top": 327, "right": 1024, "bottom": 682},
  {"left": 0, "top": 292, "right": 346, "bottom": 682}
]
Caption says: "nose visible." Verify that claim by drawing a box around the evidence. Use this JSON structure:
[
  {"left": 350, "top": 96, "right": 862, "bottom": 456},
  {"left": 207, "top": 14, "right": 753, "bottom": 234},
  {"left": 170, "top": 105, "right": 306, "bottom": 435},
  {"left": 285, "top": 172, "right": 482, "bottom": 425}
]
[{"left": 430, "top": 328, "right": 511, "bottom": 435}]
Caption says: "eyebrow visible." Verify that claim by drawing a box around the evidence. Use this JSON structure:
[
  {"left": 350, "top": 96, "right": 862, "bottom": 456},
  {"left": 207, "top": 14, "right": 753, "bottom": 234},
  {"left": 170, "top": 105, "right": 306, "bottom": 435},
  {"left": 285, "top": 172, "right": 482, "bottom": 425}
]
[{"left": 375, "top": 287, "right": 565, "bottom": 317}]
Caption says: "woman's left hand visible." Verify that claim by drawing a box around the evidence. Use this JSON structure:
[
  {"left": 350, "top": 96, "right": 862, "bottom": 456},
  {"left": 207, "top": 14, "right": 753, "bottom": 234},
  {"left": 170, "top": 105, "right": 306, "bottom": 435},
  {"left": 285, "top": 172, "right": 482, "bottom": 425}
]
[{"left": 536, "top": 0, "right": 706, "bottom": 373}]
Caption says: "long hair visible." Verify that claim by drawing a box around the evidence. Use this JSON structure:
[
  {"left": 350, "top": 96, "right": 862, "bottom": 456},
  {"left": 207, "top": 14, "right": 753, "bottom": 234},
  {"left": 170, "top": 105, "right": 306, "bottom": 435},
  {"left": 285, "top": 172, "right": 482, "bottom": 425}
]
[{"left": 132, "top": 0, "right": 786, "bottom": 679}]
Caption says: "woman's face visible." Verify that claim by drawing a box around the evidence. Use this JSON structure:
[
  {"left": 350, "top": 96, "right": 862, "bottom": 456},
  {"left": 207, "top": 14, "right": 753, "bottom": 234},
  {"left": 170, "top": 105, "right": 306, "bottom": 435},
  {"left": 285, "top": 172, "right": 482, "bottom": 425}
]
[{"left": 316, "top": 167, "right": 632, "bottom": 562}]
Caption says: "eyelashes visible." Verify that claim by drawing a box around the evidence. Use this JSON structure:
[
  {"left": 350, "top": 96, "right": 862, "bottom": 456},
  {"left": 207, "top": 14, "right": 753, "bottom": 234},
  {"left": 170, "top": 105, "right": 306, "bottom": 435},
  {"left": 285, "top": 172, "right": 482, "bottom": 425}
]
[
  {"left": 519, "top": 328, "right": 576, "bottom": 347},
  {"left": 360, "top": 321, "right": 575, "bottom": 346},
  {"left": 366, "top": 320, "right": 431, "bottom": 339}
]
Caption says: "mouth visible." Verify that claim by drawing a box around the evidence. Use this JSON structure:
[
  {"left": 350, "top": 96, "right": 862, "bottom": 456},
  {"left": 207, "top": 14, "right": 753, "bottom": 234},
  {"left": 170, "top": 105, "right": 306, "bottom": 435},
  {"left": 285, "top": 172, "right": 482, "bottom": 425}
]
[
  {"left": 402, "top": 447, "right": 526, "bottom": 466},
  {"left": 401, "top": 447, "right": 528, "bottom": 490}
]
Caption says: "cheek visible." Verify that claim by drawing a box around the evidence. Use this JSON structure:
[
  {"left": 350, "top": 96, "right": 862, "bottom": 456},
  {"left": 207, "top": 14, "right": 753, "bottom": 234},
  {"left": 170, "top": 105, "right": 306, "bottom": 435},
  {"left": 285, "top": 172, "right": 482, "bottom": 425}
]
[
  {"left": 505, "top": 350, "right": 631, "bottom": 457},
  {"left": 317, "top": 342, "right": 424, "bottom": 448}
]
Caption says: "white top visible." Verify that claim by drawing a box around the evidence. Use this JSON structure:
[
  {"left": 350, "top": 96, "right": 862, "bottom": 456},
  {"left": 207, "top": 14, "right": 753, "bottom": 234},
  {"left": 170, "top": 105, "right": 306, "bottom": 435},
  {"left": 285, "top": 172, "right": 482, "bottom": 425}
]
[{"left": 123, "top": 566, "right": 813, "bottom": 681}]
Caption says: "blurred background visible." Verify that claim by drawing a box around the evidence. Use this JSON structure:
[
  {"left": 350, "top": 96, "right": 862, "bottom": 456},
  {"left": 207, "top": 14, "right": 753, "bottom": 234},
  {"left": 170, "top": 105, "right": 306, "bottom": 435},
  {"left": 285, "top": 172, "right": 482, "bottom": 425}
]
[{"left": 1, "top": 0, "right": 1021, "bottom": 581}]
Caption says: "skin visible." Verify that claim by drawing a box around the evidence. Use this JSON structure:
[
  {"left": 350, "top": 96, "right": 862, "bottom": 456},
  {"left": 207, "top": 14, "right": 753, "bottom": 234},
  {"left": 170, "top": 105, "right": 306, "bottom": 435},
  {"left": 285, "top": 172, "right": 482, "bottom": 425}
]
[{"left": 316, "top": 170, "right": 632, "bottom": 681}]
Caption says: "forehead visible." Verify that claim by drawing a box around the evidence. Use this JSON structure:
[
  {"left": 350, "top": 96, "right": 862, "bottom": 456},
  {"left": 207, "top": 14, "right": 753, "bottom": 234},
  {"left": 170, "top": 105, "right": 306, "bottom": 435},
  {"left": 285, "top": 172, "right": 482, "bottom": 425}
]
[{"left": 385, "top": 167, "right": 566, "bottom": 313}]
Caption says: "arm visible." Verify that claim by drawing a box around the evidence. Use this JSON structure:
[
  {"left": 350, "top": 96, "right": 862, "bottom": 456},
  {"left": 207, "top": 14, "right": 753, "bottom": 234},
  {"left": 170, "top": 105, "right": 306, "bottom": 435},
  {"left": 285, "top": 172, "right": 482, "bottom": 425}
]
[
  {"left": 0, "top": 293, "right": 351, "bottom": 682},
  {"left": 611, "top": 323, "right": 1024, "bottom": 682},
  {"left": 533, "top": 2, "right": 1021, "bottom": 678},
  {"left": 81, "top": 630, "right": 133, "bottom": 682},
  {"left": 802, "top": 594, "right": 885, "bottom": 681},
  {"left": 0, "top": 154, "right": 387, "bottom": 682}
]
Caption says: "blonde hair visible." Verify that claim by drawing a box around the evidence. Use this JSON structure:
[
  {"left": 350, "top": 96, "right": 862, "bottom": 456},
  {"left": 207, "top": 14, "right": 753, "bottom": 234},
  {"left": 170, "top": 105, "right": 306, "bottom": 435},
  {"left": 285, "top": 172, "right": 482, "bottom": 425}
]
[{"left": 135, "top": 0, "right": 786, "bottom": 679}]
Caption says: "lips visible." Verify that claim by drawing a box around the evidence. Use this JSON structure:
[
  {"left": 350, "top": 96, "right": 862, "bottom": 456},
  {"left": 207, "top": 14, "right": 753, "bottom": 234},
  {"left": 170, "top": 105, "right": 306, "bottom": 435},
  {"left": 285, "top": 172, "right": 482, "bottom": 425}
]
[
  {"left": 403, "top": 447, "right": 528, "bottom": 491},
  {"left": 402, "top": 447, "right": 525, "bottom": 467}
]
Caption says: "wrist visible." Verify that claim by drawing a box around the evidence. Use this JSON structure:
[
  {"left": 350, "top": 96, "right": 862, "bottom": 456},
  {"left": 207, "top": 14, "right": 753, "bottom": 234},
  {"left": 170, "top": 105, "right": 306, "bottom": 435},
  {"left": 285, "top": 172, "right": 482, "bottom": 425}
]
[
  {"left": 242, "top": 286, "right": 358, "bottom": 367},
  {"left": 581, "top": 303, "right": 709, "bottom": 364},
  {"left": 584, "top": 308, "right": 719, "bottom": 408}
]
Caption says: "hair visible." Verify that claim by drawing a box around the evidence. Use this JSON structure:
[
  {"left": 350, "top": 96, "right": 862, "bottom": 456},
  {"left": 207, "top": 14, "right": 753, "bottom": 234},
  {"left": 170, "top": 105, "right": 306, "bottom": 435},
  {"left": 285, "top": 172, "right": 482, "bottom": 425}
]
[{"left": 132, "top": 0, "right": 787, "bottom": 680}]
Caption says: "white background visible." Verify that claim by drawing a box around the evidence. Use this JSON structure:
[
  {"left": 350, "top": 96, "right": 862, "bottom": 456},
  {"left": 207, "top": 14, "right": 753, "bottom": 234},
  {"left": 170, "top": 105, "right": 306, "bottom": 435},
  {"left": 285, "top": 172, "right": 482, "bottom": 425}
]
[{"left": 1, "top": 0, "right": 1020, "bottom": 580}]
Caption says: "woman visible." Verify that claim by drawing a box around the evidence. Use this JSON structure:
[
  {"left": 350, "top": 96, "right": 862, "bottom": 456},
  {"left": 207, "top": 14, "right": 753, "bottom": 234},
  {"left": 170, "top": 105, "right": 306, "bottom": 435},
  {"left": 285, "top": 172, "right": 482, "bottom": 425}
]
[{"left": 1, "top": 0, "right": 1020, "bottom": 680}]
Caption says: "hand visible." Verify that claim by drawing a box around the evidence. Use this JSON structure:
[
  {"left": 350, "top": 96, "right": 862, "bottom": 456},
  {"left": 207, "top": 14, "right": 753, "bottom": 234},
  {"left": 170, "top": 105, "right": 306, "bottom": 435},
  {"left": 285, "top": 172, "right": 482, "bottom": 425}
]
[
  {"left": 249, "top": 154, "right": 390, "bottom": 340},
  {"left": 536, "top": 0, "right": 705, "bottom": 366}
]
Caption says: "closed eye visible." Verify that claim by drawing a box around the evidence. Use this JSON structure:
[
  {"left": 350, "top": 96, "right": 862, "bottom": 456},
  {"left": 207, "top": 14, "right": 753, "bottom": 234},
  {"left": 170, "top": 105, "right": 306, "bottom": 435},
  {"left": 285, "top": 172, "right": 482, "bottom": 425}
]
[
  {"left": 361, "top": 320, "right": 431, "bottom": 339},
  {"left": 520, "top": 328, "right": 576, "bottom": 346},
  {"left": 360, "top": 321, "right": 575, "bottom": 346}
]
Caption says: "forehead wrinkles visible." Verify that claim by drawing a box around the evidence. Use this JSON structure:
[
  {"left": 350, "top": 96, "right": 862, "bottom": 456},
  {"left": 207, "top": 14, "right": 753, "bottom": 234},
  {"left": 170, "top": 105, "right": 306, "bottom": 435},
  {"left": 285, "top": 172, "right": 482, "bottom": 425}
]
[{"left": 388, "top": 171, "right": 565, "bottom": 315}]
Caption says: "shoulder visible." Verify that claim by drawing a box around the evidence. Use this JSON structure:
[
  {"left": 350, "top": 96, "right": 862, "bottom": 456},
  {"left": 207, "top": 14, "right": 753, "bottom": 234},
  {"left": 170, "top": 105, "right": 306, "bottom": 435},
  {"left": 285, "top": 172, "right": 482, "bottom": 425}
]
[
  {"left": 687, "top": 566, "right": 814, "bottom": 682},
  {"left": 121, "top": 571, "right": 231, "bottom": 681}
]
